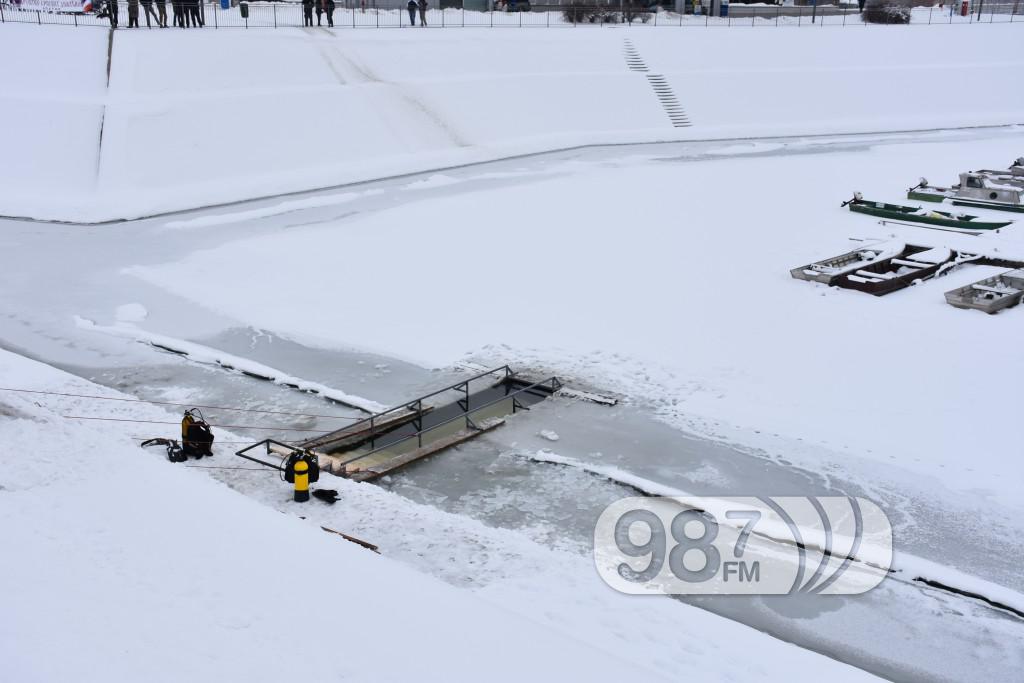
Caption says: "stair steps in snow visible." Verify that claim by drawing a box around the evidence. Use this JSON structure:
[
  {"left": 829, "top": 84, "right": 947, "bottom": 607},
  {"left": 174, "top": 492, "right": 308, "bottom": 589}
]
[
  {"left": 645, "top": 74, "right": 691, "bottom": 128},
  {"left": 622, "top": 39, "right": 691, "bottom": 128},
  {"left": 622, "top": 39, "right": 648, "bottom": 72}
]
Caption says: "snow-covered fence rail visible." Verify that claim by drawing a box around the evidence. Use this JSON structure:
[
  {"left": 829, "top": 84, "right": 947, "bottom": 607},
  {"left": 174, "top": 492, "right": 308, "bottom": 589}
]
[{"left": 1, "top": 1, "right": 1021, "bottom": 28}]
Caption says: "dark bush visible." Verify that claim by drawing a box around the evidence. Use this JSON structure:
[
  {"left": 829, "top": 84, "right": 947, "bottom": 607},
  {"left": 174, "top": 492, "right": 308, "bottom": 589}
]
[
  {"left": 622, "top": 0, "right": 653, "bottom": 23},
  {"left": 562, "top": 0, "right": 592, "bottom": 22},
  {"left": 563, "top": 1, "right": 653, "bottom": 24},
  {"left": 862, "top": 0, "right": 911, "bottom": 23}
]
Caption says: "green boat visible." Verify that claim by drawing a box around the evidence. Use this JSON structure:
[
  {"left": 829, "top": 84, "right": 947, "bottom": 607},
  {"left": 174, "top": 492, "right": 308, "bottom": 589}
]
[
  {"left": 844, "top": 195, "right": 1011, "bottom": 230},
  {"left": 907, "top": 174, "right": 1024, "bottom": 214}
]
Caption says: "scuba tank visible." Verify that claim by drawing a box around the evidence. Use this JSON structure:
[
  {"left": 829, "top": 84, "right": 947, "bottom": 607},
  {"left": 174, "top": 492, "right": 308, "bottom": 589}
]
[
  {"left": 283, "top": 450, "right": 320, "bottom": 485},
  {"left": 181, "top": 408, "right": 214, "bottom": 459}
]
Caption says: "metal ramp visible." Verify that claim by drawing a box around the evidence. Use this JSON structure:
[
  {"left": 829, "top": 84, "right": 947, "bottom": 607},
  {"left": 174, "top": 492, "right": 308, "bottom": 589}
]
[{"left": 300, "top": 365, "right": 561, "bottom": 482}]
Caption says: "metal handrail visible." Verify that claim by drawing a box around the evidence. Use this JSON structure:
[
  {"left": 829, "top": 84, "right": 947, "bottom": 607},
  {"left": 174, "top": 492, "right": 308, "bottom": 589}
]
[
  {"left": 303, "top": 364, "right": 514, "bottom": 446},
  {"left": 235, "top": 438, "right": 307, "bottom": 470},
  {"left": 336, "top": 375, "right": 561, "bottom": 469}
]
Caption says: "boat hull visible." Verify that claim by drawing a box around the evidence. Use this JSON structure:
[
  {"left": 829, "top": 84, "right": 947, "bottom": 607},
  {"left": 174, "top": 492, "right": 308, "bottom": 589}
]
[
  {"left": 907, "top": 189, "right": 946, "bottom": 203},
  {"left": 907, "top": 187, "right": 1024, "bottom": 213},
  {"left": 849, "top": 200, "right": 1010, "bottom": 230},
  {"left": 950, "top": 198, "right": 1024, "bottom": 214},
  {"left": 945, "top": 270, "right": 1024, "bottom": 314}
]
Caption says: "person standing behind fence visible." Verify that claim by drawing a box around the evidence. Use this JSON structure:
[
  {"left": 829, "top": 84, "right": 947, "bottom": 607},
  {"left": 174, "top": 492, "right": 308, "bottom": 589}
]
[
  {"left": 141, "top": 0, "right": 159, "bottom": 27},
  {"left": 418, "top": 0, "right": 427, "bottom": 26},
  {"left": 156, "top": 0, "right": 167, "bottom": 26},
  {"left": 107, "top": 0, "right": 119, "bottom": 27},
  {"left": 324, "top": 0, "right": 335, "bottom": 26},
  {"left": 187, "top": 0, "right": 201, "bottom": 27},
  {"left": 315, "top": 0, "right": 323, "bottom": 25},
  {"left": 407, "top": 0, "right": 416, "bottom": 24},
  {"left": 171, "top": 0, "right": 181, "bottom": 26},
  {"left": 127, "top": 0, "right": 140, "bottom": 26},
  {"left": 302, "top": 0, "right": 313, "bottom": 25}
]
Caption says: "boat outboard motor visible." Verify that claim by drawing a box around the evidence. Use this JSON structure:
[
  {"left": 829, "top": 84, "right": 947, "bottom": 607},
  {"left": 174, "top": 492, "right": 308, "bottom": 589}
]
[
  {"left": 841, "top": 192, "right": 863, "bottom": 208},
  {"left": 181, "top": 408, "right": 214, "bottom": 459}
]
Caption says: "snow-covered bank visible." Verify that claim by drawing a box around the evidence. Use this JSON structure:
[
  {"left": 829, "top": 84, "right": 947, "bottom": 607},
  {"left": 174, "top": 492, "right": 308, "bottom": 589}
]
[
  {"left": 0, "top": 26, "right": 107, "bottom": 219},
  {"left": 3, "top": 23, "right": 1024, "bottom": 221},
  {"left": 0, "top": 347, "right": 878, "bottom": 682}
]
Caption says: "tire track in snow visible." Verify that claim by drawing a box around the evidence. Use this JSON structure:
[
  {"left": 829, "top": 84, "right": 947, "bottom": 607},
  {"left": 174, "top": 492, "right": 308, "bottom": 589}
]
[{"left": 311, "top": 37, "right": 470, "bottom": 148}]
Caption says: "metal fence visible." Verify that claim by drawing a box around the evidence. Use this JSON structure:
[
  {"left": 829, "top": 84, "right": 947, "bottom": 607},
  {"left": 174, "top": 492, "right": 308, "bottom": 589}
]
[{"left": 1, "top": 1, "right": 1021, "bottom": 28}]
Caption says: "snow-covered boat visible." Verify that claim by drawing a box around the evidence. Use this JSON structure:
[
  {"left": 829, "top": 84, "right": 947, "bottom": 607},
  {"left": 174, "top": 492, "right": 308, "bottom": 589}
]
[
  {"left": 976, "top": 157, "right": 1024, "bottom": 180},
  {"left": 907, "top": 173, "right": 1024, "bottom": 213},
  {"left": 844, "top": 194, "right": 1011, "bottom": 231},
  {"left": 792, "top": 244, "right": 965, "bottom": 296},
  {"left": 790, "top": 243, "right": 905, "bottom": 285},
  {"left": 839, "top": 246, "right": 962, "bottom": 296},
  {"left": 944, "top": 269, "right": 1024, "bottom": 314}
]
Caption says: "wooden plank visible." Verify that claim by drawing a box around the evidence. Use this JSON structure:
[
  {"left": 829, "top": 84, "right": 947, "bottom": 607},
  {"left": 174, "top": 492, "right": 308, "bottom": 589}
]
[
  {"left": 855, "top": 269, "right": 896, "bottom": 280},
  {"left": 320, "top": 526, "right": 380, "bottom": 554},
  {"left": 557, "top": 387, "right": 618, "bottom": 406},
  {"left": 348, "top": 419, "right": 506, "bottom": 482}
]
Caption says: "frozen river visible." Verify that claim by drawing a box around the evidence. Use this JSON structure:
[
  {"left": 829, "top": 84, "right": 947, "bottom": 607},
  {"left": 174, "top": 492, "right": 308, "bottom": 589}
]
[{"left": 3, "top": 131, "right": 1024, "bottom": 682}]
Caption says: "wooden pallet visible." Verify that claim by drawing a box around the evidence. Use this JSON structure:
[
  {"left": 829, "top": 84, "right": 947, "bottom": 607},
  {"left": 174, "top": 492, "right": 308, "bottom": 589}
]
[{"left": 344, "top": 418, "right": 506, "bottom": 482}]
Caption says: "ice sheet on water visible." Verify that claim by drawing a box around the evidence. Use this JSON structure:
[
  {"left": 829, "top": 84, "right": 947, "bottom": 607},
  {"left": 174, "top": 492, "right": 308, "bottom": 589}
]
[
  {"left": 115, "top": 303, "right": 148, "bottom": 323},
  {"left": 72, "top": 316, "right": 388, "bottom": 414}
]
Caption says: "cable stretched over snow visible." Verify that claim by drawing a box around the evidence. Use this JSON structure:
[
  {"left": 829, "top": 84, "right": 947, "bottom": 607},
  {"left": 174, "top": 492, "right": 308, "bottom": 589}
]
[
  {"left": 63, "top": 415, "right": 330, "bottom": 433},
  {"left": 0, "top": 386, "right": 363, "bottom": 421}
]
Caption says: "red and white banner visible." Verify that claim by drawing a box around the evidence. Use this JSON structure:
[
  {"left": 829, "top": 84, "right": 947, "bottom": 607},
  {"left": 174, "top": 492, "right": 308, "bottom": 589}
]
[{"left": 11, "top": 0, "right": 93, "bottom": 12}]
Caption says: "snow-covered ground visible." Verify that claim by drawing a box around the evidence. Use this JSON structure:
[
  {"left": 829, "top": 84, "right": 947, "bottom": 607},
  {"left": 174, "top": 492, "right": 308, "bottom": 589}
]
[
  {"left": 5, "top": 19, "right": 1024, "bottom": 683},
  {"left": 3, "top": 22, "right": 1024, "bottom": 221},
  {"left": 5, "top": 130, "right": 1024, "bottom": 679},
  {"left": 0, "top": 347, "right": 878, "bottom": 682}
]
